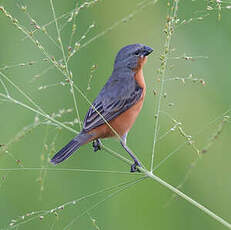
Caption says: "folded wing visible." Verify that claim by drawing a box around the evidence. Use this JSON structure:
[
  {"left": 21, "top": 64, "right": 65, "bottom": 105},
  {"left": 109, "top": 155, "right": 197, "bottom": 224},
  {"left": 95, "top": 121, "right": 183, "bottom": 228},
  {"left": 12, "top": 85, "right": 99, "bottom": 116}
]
[{"left": 83, "top": 75, "right": 142, "bottom": 132}]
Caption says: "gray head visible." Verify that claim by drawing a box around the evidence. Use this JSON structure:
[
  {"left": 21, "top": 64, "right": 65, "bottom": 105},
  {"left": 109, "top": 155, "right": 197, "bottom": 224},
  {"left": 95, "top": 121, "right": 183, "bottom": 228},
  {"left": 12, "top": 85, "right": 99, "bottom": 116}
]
[{"left": 114, "top": 44, "right": 153, "bottom": 70}]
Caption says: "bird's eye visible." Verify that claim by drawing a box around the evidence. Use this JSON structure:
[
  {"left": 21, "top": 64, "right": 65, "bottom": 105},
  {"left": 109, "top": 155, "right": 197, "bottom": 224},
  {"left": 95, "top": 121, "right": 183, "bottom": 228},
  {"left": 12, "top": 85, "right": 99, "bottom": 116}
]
[{"left": 134, "top": 50, "right": 140, "bottom": 55}]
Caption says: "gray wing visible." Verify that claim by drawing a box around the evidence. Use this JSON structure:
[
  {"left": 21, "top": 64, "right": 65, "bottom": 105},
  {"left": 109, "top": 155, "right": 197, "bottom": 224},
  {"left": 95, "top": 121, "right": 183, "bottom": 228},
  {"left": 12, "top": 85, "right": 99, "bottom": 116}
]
[{"left": 83, "top": 75, "right": 142, "bottom": 132}]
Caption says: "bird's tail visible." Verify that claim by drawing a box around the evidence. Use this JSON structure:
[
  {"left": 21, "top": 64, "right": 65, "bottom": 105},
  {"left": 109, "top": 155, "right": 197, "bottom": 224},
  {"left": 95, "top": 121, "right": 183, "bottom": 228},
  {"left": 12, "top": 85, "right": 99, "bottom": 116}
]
[{"left": 50, "top": 132, "right": 92, "bottom": 164}]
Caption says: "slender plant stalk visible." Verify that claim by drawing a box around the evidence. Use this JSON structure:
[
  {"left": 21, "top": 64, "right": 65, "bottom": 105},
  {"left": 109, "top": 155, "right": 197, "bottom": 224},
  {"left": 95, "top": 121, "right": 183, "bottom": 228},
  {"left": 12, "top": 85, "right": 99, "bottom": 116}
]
[
  {"left": 0, "top": 93, "right": 78, "bottom": 134},
  {"left": 103, "top": 144, "right": 231, "bottom": 229},
  {"left": 50, "top": 0, "right": 82, "bottom": 130},
  {"left": 150, "top": 0, "right": 179, "bottom": 171}
]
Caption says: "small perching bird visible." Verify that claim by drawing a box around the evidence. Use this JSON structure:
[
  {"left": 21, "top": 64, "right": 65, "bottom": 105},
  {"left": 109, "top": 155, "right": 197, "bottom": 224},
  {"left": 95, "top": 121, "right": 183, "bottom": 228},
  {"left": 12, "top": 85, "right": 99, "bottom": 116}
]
[{"left": 51, "top": 44, "right": 153, "bottom": 172}]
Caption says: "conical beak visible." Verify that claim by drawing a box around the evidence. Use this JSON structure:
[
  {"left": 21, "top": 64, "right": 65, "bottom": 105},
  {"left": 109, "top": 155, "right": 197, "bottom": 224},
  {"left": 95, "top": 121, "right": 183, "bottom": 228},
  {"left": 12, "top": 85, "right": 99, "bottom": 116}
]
[{"left": 143, "top": 46, "right": 153, "bottom": 56}]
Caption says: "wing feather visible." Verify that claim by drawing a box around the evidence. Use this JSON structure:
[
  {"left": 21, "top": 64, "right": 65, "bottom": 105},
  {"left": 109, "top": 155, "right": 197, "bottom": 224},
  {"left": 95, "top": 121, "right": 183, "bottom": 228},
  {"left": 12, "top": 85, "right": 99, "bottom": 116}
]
[{"left": 83, "top": 75, "right": 142, "bottom": 132}]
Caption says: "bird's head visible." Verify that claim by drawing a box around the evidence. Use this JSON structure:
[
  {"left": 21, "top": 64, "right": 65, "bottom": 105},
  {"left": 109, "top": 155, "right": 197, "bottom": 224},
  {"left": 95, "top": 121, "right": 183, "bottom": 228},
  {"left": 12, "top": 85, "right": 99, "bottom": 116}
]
[{"left": 114, "top": 44, "right": 153, "bottom": 71}]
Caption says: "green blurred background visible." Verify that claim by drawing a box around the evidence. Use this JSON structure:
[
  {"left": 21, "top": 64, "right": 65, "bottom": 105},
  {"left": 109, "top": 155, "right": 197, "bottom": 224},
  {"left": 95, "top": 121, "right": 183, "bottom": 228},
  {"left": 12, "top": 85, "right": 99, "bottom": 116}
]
[{"left": 0, "top": 0, "right": 231, "bottom": 229}]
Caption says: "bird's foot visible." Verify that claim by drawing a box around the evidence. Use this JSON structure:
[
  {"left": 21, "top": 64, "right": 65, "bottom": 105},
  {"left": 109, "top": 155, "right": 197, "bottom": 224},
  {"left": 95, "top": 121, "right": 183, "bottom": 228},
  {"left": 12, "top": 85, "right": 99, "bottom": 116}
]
[
  {"left": 93, "top": 139, "right": 102, "bottom": 152},
  {"left": 130, "top": 161, "right": 141, "bottom": 173}
]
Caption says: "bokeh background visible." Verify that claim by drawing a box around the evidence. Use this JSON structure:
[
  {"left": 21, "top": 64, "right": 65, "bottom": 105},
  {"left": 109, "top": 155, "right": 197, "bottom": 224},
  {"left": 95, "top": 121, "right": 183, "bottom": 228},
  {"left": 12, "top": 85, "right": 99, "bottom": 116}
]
[{"left": 0, "top": 0, "right": 231, "bottom": 229}]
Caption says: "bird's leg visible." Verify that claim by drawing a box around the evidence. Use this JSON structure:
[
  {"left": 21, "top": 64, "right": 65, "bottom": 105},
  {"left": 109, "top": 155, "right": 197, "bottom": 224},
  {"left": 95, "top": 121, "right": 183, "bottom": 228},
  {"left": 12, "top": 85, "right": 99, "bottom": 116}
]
[
  {"left": 93, "top": 139, "right": 102, "bottom": 152},
  {"left": 120, "top": 133, "right": 141, "bottom": 173}
]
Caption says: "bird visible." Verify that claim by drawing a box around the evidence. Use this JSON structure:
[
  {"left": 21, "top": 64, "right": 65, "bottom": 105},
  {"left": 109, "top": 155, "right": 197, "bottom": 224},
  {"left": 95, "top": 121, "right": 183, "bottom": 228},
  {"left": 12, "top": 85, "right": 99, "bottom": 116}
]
[{"left": 50, "top": 44, "right": 153, "bottom": 172}]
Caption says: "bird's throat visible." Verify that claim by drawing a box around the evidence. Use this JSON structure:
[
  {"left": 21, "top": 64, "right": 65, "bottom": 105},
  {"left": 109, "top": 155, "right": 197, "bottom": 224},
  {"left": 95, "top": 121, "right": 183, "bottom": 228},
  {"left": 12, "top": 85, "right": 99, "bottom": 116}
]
[{"left": 134, "top": 68, "right": 146, "bottom": 90}]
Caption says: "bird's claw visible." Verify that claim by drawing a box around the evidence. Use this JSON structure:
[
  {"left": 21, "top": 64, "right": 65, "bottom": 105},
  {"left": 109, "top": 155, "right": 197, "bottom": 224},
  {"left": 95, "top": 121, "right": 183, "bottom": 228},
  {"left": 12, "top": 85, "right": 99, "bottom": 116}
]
[
  {"left": 93, "top": 139, "right": 102, "bottom": 152},
  {"left": 130, "top": 161, "right": 141, "bottom": 173}
]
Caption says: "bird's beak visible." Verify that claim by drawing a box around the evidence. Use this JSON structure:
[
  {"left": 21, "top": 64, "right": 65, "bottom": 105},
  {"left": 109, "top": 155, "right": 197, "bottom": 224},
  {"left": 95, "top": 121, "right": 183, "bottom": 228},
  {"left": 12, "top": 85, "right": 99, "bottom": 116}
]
[{"left": 143, "top": 46, "right": 153, "bottom": 56}]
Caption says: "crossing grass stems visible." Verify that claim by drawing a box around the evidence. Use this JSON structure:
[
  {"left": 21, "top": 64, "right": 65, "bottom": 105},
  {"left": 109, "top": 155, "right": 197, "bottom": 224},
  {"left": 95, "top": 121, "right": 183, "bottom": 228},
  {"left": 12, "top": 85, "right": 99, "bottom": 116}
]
[{"left": 0, "top": 0, "right": 231, "bottom": 229}]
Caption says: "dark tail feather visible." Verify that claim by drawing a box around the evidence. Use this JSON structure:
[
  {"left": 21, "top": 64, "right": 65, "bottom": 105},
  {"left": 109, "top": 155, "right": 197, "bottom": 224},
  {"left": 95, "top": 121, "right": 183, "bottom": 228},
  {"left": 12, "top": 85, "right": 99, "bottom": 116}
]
[{"left": 50, "top": 132, "right": 92, "bottom": 165}]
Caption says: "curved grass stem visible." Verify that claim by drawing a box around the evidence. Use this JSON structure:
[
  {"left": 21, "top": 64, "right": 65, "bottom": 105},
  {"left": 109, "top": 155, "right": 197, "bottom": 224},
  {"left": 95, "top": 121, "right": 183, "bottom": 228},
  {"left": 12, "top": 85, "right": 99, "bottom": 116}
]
[{"left": 103, "top": 143, "right": 231, "bottom": 229}]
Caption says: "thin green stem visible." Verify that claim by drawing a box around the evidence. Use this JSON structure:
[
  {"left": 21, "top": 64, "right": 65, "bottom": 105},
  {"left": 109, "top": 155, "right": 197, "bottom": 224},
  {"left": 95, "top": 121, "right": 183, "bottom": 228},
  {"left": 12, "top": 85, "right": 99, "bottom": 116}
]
[
  {"left": 0, "top": 93, "right": 78, "bottom": 134},
  {"left": 150, "top": 0, "right": 179, "bottom": 171},
  {"left": 0, "top": 167, "right": 138, "bottom": 175},
  {"left": 144, "top": 171, "right": 231, "bottom": 229},
  {"left": 50, "top": 0, "right": 82, "bottom": 130},
  {"left": 0, "top": 71, "right": 45, "bottom": 114},
  {"left": 63, "top": 177, "right": 146, "bottom": 230},
  {"left": 103, "top": 141, "right": 231, "bottom": 229},
  {"left": 0, "top": 77, "right": 9, "bottom": 96}
]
